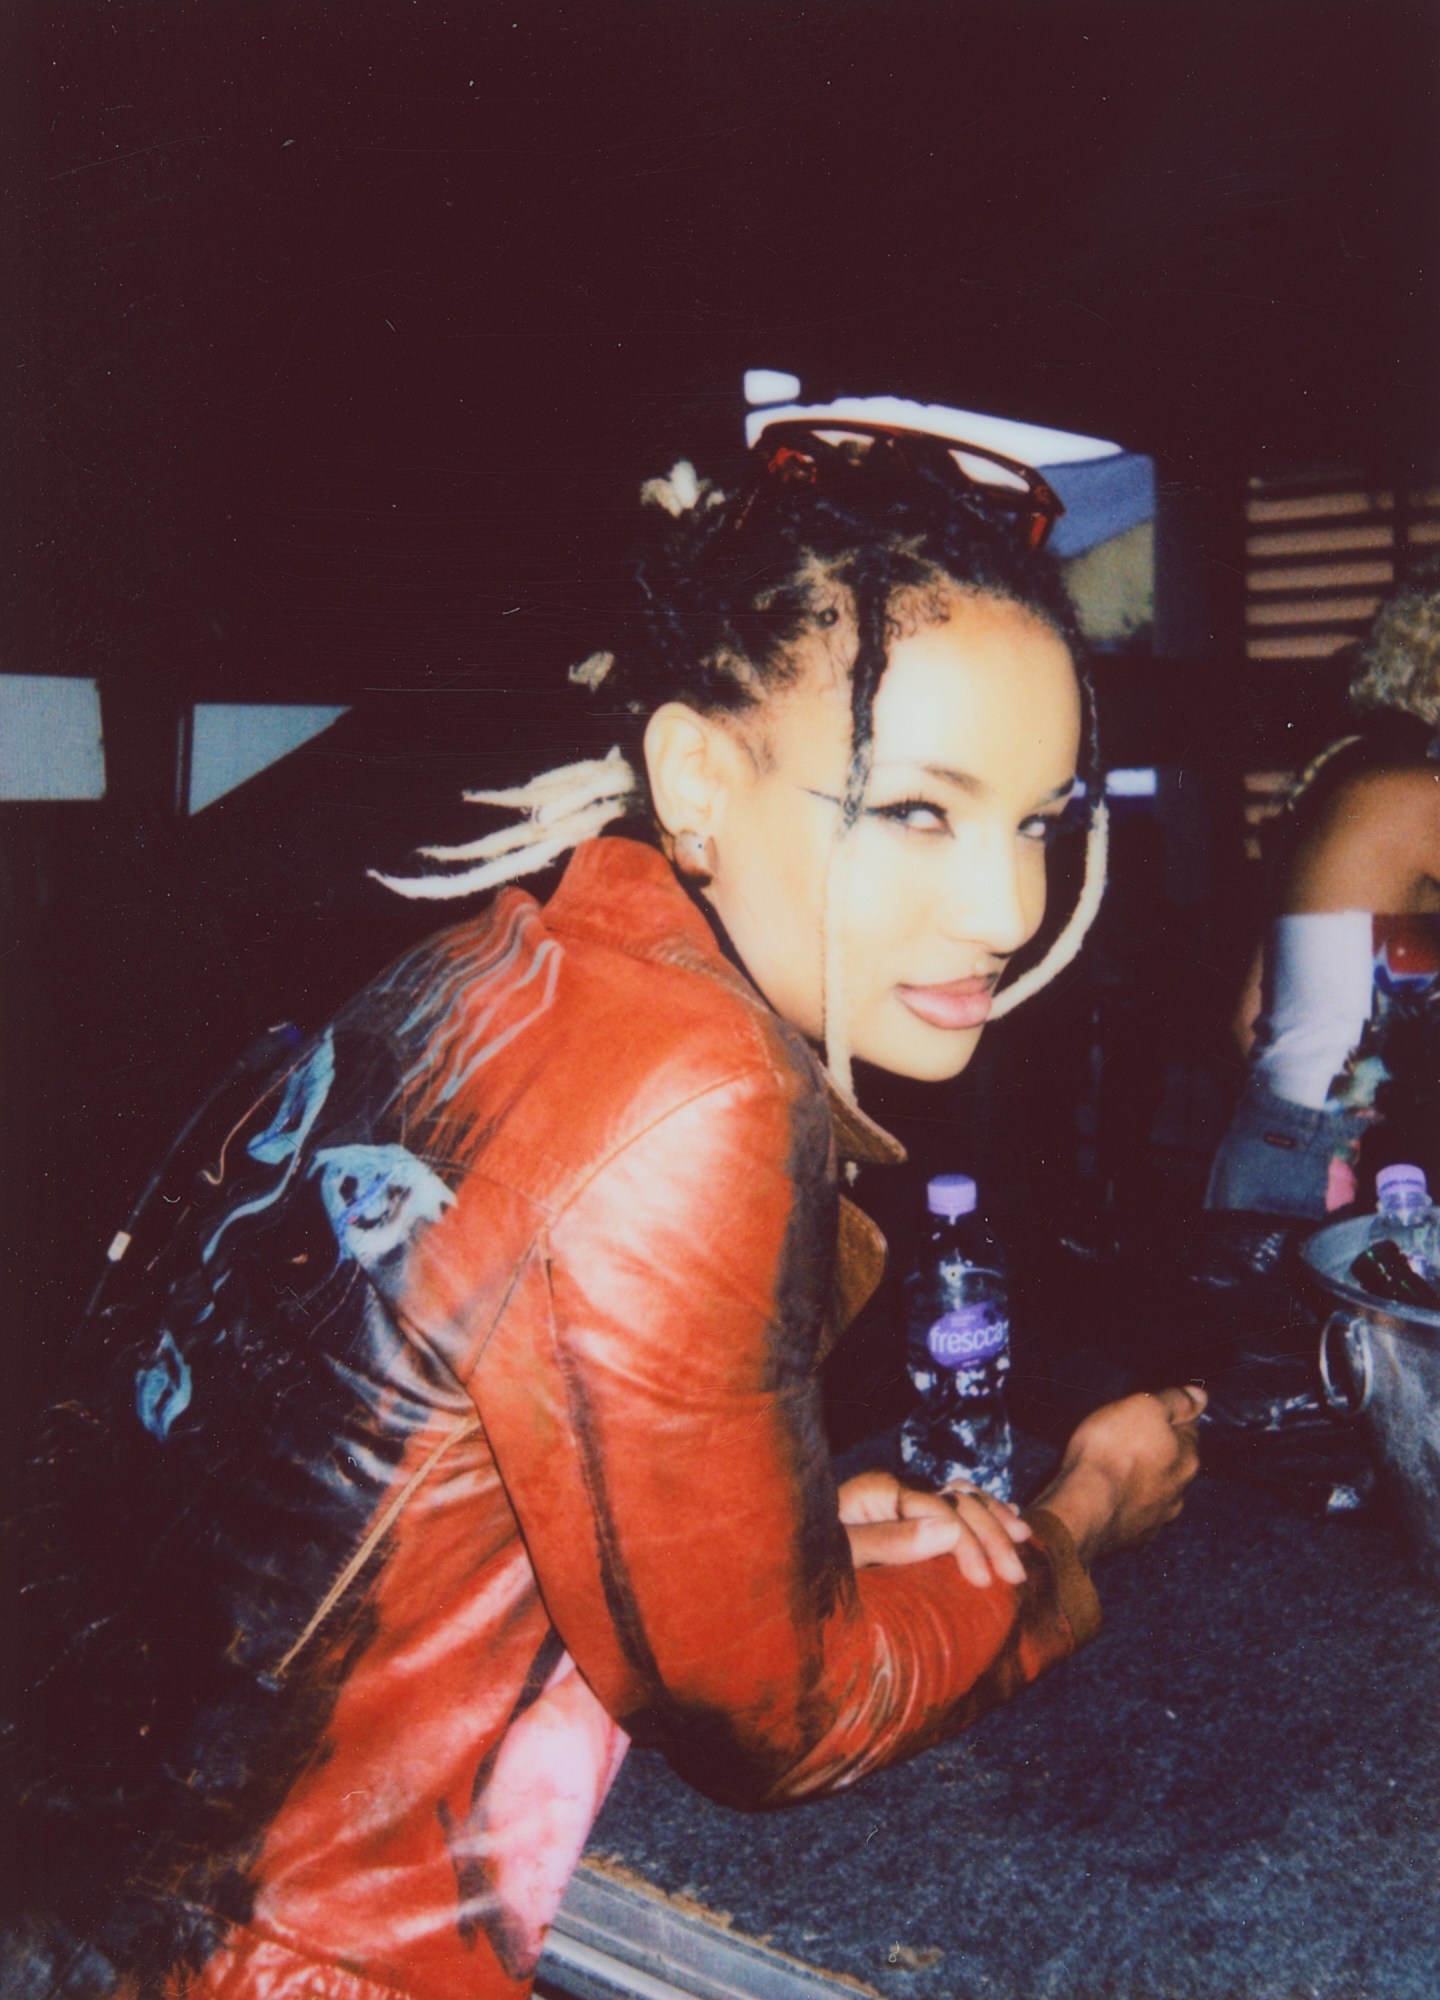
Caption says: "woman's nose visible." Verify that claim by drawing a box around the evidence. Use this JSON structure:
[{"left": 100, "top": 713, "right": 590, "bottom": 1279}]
[{"left": 943, "top": 830, "right": 1036, "bottom": 957}]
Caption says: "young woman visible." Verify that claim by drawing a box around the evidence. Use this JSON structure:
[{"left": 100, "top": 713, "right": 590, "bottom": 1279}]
[
  {"left": 11, "top": 423, "right": 1203, "bottom": 2000},
  {"left": 1207, "top": 558, "right": 1440, "bottom": 1216}
]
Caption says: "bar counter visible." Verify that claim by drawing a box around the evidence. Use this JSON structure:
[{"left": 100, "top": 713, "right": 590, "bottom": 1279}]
[{"left": 540, "top": 1459, "right": 1440, "bottom": 2000}]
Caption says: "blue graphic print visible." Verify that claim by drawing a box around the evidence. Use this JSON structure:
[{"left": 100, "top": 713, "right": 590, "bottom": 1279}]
[
  {"left": 311, "top": 1144, "right": 455, "bottom": 1272},
  {"left": 203, "top": 1031, "right": 337, "bottom": 1263},
  {"left": 134, "top": 1329, "right": 193, "bottom": 1441}
]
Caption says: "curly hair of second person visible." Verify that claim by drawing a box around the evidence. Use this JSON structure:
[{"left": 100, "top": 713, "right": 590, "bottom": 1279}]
[{"left": 1349, "top": 553, "right": 1440, "bottom": 731}]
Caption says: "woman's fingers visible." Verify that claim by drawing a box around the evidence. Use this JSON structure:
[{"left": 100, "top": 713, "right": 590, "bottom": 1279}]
[
  {"left": 836, "top": 1469, "right": 916, "bottom": 1526},
  {"left": 932, "top": 1486, "right": 1031, "bottom": 1588},
  {"left": 840, "top": 1475, "right": 1035, "bottom": 1586},
  {"left": 846, "top": 1513, "right": 961, "bottom": 1568},
  {"left": 1151, "top": 1382, "right": 1209, "bottom": 1428},
  {"left": 932, "top": 1485, "right": 1033, "bottom": 1543},
  {"left": 1040, "top": 1386, "right": 1209, "bottom": 1564},
  {"left": 839, "top": 1472, "right": 981, "bottom": 1531}
]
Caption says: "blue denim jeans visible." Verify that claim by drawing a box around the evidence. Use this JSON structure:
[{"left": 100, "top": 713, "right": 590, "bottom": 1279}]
[{"left": 1204, "top": 1076, "right": 1372, "bottom": 1219}]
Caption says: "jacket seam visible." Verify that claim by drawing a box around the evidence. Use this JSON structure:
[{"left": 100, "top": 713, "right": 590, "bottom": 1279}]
[
  {"left": 546, "top": 1058, "right": 809, "bottom": 1226},
  {"left": 267, "top": 1415, "right": 483, "bottom": 1683}
]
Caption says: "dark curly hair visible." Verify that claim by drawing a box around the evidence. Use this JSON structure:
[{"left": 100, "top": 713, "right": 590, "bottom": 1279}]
[
  {"left": 373, "top": 435, "right": 1102, "bottom": 954},
  {"left": 621, "top": 441, "right": 1095, "bottom": 831}
]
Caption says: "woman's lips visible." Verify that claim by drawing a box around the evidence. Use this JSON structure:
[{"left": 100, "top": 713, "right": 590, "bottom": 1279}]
[{"left": 896, "top": 978, "right": 995, "bottom": 1032}]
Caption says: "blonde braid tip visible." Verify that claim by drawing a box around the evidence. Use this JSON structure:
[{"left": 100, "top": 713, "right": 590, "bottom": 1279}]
[{"left": 989, "top": 802, "right": 1109, "bottom": 1020}]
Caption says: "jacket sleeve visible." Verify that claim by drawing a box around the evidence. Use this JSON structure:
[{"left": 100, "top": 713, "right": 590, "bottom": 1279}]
[{"left": 472, "top": 1062, "right": 1100, "bottom": 1808}]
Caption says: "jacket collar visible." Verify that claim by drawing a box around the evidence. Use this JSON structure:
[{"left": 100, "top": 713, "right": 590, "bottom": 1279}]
[
  {"left": 827, "top": 1086, "right": 906, "bottom": 1168},
  {"left": 543, "top": 837, "right": 904, "bottom": 1168}
]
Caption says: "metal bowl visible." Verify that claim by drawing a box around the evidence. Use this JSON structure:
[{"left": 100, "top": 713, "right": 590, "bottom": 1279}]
[{"left": 1301, "top": 1215, "right": 1440, "bottom": 1592}]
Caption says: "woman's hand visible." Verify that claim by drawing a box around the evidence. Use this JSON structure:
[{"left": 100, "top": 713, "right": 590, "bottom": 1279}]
[
  {"left": 1033, "top": 1385, "right": 1207, "bottom": 1567},
  {"left": 838, "top": 1469, "right": 1032, "bottom": 1587}
]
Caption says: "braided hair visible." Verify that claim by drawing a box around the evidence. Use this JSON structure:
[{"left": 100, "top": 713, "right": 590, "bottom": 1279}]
[
  {"left": 622, "top": 442, "right": 1097, "bottom": 816},
  {"left": 374, "top": 440, "right": 1108, "bottom": 1092}
]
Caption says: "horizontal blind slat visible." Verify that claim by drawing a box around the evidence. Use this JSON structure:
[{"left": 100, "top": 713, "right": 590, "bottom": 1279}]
[
  {"left": 1247, "top": 524, "right": 1397, "bottom": 556},
  {"left": 1245, "top": 490, "right": 1396, "bottom": 523},
  {"left": 1246, "top": 595, "right": 1383, "bottom": 626},
  {"left": 1247, "top": 560, "right": 1395, "bottom": 591},
  {"left": 1246, "top": 633, "right": 1356, "bottom": 659}
]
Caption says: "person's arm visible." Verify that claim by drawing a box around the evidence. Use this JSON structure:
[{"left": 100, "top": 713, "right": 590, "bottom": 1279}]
[
  {"left": 1418, "top": 770, "right": 1440, "bottom": 891},
  {"left": 474, "top": 1063, "right": 1197, "bottom": 1807},
  {"left": 839, "top": 1469, "right": 1032, "bottom": 1586},
  {"left": 1029, "top": 1386, "right": 1205, "bottom": 1565}
]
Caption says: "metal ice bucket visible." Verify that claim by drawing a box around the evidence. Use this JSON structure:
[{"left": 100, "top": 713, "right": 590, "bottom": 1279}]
[{"left": 1301, "top": 1215, "right": 1440, "bottom": 1592}]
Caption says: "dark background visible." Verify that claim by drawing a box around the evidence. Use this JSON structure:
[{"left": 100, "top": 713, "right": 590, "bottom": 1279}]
[{"left": 5, "top": 1, "right": 1439, "bottom": 1418}]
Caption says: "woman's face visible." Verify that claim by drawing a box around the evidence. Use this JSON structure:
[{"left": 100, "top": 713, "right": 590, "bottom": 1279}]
[{"left": 704, "top": 590, "right": 1083, "bottom": 1081}]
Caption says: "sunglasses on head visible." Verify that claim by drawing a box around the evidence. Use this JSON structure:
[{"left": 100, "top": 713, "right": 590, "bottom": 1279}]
[{"left": 741, "top": 419, "right": 1064, "bottom": 551}]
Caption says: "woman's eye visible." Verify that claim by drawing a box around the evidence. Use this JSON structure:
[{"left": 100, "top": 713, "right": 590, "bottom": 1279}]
[
  {"left": 868, "top": 798, "right": 950, "bottom": 834},
  {"left": 1019, "top": 811, "right": 1069, "bottom": 846}
]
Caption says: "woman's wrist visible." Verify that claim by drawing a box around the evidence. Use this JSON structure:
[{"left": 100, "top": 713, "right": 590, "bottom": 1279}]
[{"left": 1030, "top": 1461, "right": 1118, "bottom": 1568}]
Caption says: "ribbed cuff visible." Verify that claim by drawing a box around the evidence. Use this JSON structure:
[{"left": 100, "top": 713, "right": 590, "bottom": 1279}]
[{"left": 1023, "top": 1505, "right": 1104, "bottom": 1651}]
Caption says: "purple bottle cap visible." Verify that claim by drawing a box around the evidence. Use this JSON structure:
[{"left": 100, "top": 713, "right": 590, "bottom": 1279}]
[
  {"left": 1377, "top": 1163, "right": 1428, "bottom": 1199},
  {"left": 927, "top": 1173, "right": 977, "bottom": 1220}
]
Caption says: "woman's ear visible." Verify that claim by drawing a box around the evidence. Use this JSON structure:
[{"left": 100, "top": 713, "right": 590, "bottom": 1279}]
[{"left": 643, "top": 702, "right": 739, "bottom": 841}]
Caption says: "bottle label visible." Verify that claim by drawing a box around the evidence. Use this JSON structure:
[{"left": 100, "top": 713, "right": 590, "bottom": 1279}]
[{"left": 926, "top": 1303, "right": 1007, "bottom": 1368}]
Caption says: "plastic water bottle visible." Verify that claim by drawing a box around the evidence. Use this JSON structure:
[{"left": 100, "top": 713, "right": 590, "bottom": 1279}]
[
  {"left": 1367, "top": 1164, "right": 1439, "bottom": 1265},
  {"left": 1360, "top": 1160, "right": 1440, "bottom": 1296},
  {"left": 899, "top": 1174, "right": 1013, "bottom": 1501}
]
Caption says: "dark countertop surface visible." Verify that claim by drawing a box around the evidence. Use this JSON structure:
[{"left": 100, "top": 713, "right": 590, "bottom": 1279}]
[{"left": 583, "top": 1463, "right": 1440, "bottom": 2000}]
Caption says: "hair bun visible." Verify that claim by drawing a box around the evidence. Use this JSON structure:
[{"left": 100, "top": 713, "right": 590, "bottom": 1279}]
[
  {"left": 568, "top": 650, "right": 615, "bottom": 691},
  {"left": 639, "top": 460, "right": 725, "bottom": 518}
]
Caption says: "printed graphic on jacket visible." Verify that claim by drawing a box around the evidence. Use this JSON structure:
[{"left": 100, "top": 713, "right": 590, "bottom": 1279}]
[
  {"left": 13, "top": 838, "right": 1096, "bottom": 2000},
  {"left": 13, "top": 894, "right": 626, "bottom": 1996}
]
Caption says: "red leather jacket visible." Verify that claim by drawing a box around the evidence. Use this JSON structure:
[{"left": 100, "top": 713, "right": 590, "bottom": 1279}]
[{"left": 14, "top": 837, "right": 1099, "bottom": 2000}]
